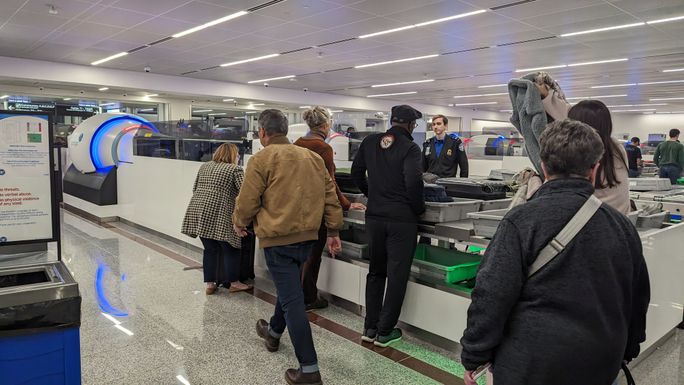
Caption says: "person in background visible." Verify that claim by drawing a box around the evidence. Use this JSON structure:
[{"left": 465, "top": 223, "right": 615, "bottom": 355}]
[
  {"left": 654, "top": 128, "right": 684, "bottom": 185},
  {"left": 295, "top": 106, "right": 366, "bottom": 311},
  {"left": 233, "top": 109, "right": 343, "bottom": 385},
  {"left": 351, "top": 105, "right": 425, "bottom": 347},
  {"left": 625, "top": 137, "right": 643, "bottom": 178},
  {"left": 181, "top": 143, "right": 251, "bottom": 294},
  {"left": 567, "top": 100, "right": 630, "bottom": 214},
  {"left": 346, "top": 126, "right": 356, "bottom": 138},
  {"left": 461, "top": 119, "right": 650, "bottom": 385},
  {"left": 422, "top": 114, "right": 469, "bottom": 178}
]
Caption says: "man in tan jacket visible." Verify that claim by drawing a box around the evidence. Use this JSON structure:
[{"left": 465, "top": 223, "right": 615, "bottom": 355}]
[{"left": 233, "top": 109, "right": 343, "bottom": 385}]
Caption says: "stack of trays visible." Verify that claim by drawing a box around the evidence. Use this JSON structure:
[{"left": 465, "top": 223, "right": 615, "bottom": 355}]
[
  {"left": 628, "top": 178, "right": 672, "bottom": 192},
  {"left": 467, "top": 209, "right": 510, "bottom": 238},
  {"left": 420, "top": 199, "right": 482, "bottom": 223}
]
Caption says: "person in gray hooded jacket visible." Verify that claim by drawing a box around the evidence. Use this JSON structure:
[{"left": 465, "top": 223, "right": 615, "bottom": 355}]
[{"left": 461, "top": 119, "right": 650, "bottom": 385}]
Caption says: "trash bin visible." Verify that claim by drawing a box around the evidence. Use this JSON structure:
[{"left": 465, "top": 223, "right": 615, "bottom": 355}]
[{"left": 0, "top": 261, "right": 81, "bottom": 385}]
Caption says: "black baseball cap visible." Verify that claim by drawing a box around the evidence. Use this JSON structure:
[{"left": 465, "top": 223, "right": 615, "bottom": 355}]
[{"left": 391, "top": 104, "right": 422, "bottom": 123}]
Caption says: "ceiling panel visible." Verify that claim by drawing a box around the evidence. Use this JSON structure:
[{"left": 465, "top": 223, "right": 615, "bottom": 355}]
[
  {"left": 110, "top": 0, "right": 193, "bottom": 16},
  {"left": 85, "top": 7, "right": 155, "bottom": 28},
  {"left": 349, "top": 0, "right": 447, "bottom": 16},
  {"left": 297, "top": 6, "right": 376, "bottom": 29},
  {"left": 256, "top": 0, "right": 344, "bottom": 21}
]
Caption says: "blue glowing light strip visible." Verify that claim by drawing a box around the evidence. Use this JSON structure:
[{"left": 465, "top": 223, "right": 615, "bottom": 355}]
[
  {"left": 95, "top": 262, "right": 129, "bottom": 317},
  {"left": 90, "top": 115, "right": 157, "bottom": 171}
]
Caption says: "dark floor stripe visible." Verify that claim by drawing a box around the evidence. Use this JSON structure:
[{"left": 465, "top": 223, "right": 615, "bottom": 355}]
[{"left": 64, "top": 209, "right": 463, "bottom": 385}]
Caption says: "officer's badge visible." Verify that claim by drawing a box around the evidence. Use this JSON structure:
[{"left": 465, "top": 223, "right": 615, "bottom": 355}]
[
  {"left": 380, "top": 135, "right": 394, "bottom": 149},
  {"left": 447, "top": 149, "right": 453, "bottom": 156},
  {"left": 459, "top": 143, "right": 465, "bottom": 151}
]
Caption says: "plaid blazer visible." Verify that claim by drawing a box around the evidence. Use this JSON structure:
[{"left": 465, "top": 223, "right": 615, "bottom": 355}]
[{"left": 181, "top": 161, "right": 244, "bottom": 249}]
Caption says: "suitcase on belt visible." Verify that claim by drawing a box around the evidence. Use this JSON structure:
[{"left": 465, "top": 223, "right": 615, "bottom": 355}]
[{"left": 436, "top": 178, "right": 510, "bottom": 200}]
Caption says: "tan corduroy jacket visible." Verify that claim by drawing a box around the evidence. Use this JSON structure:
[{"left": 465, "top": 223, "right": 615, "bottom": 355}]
[{"left": 233, "top": 135, "right": 343, "bottom": 248}]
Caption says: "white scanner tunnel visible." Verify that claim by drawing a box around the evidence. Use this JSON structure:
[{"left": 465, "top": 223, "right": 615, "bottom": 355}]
[{"left": 68, "top": 113, "right": 158, "bottom": 173}]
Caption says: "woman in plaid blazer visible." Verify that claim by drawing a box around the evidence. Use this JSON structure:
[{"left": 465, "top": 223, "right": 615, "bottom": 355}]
[{"left": 182, "top": 143, "right": 252, "bottom": 294}]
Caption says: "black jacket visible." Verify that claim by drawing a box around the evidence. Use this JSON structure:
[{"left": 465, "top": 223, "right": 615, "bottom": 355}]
[
  {"left": 423, "top": 135, "right": 468, "bottom": 178},
  {"left": 351, "top": 126, "right": 425, "bottom": 222},
  {"left": 461, "top": 178, "right": 650, "bottom": 385}
]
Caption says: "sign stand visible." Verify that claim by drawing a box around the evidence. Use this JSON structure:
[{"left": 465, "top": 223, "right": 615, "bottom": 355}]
[{"left": 0, "top": 110, "right": 61, "bottom": 261}]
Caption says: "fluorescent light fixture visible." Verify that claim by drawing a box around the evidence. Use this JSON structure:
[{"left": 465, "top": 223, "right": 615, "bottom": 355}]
[
  {"left": 114, "top": 324, "right": 134, "bottom": 336},
  {"left": 366, "top": 91, "right": 418, "bottom": 98},
  {"left": 607, "top": 104, "right": 667, "bottom": 107},
  {"left": 245, "top": 111, "right": 257, "bottom": 114},
  {"left": 102, "top": 313, "right": 121, "bottom": 325},
  {"left": 639, "top": 79, "right": 684, "bottom": 85},
  {"left": 663, "top": 68, "right": 684, "bottom": 73},
  {"left": 193, "top": 109, "right": 213, "bottom": 113},
  {"left": 176, "top": 375, "right": 191, "bottom": 385},
  {"left": 138, "top": 109, "right": 154, "bottom": 112},
  {"left": 100, "top": 102, "right": 118, "bottom": 106},
  {"left": 330, "top": 110, "right": 344, "bottom": 113},
  {"left": 612, "top": 109, "right": 657, "bottom": 112},
  {"left": 414, "top": 10, "right": 487, "bottom": 27},
  {"left": 172, "top": 10, "right": 248, "bottom": 38},
  {"left": 591, "top": 83, "right": 637, "bottom": 89},
  {"left": 208, "top": 113, "right": 227, "bottom": 116},
  {"left": 63, "top": 98, "right": 72, "bottom": 101},
  {"left": 0, "top": 95, "right": 8, "bottom": 99},
  {"left": 453, "top": 92, "right": 508, "bottom": 98},
  {"left": 650, "top": 97, "right": 684, "bottom": 101},
  {"left": 371, "top": 79, "right": 435, "bottom": 88},
  {"left": 656, "top": 111, "right": 684, "bottom": 114},
  {"left": 515, "top": 64, "right": 567, "bottom": 73},
  {"left": 221, "top": 53, "right": 279, "bottom": 67},
  {"left": 249, "top": 103, "right": 265, "bottom": 106},
  {"left": 478, "top": 84, "right": 507, "bottom": 88},
  {"left": 247, "top": 75, "right": 295, "bottom": 84},
  {"left": 646, "top": 15, "right": 684, "bottom": 24},
  {"left": 566, "top": 94, "right": 627, "bottom": 100},
  {"left": 452, "top": 101, "right": 498, "bottom": 106},
  {"left": 98, "top": 87, "right": 109, "bottom": 91},
  {"left": 567, "top": 58, "right": 628, "bottom": 67},
  {"left": 500, "top": 109, "right": 513, "bottom": 112},
  {"left": 222, "top": 98, "right": 234, "bottom": 102},
  {"left": 359, "top": 10, "right": 486, "bottom": 39},
  {"left": 91, "top": 51, "right": 128, "bottom": 66},
  {"left": 299, "top": 105, "right": 312, "bottom": 109},
  {"left": 359, "top": 25, "right": 416, "bottom": 39},
  {"left": 145, "top": 94, "right": 158, "bottom": 97},
  {"left": 355, "top": 54, "right": 438, "bottom": 69},
  {"left": 560, "top": 22, "right": 645, "bottom": 37}
]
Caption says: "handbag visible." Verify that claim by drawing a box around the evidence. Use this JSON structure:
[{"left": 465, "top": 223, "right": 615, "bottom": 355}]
[{"left": 622, "top": 361, "right": 636, "bottom": 385}]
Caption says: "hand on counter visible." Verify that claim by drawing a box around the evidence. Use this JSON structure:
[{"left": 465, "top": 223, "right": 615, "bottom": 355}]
[
  {"left": 350, "top": 202, "right": 366, "bottom": 211},
  {"left": 327, "top": 236, "right": 342, "bottom": 258},
  {"left": 233, "top": 224, "right": 248, "bottom": 237}
]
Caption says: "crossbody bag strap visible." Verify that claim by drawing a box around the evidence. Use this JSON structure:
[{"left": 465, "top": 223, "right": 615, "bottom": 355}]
[{"left": 528, "top": 195, "right": 603, "bottom": 278}]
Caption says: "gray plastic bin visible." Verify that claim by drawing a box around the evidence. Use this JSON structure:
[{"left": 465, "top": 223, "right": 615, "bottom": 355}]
[
  {"left": 420, "top": 199, "right": 482, "bottom": 223},
  {"left": 636, "top": 211, "right": 670, "bottom": 229},
  {"left": 468, "top": 209, "right": 509, "bottom": 238}
]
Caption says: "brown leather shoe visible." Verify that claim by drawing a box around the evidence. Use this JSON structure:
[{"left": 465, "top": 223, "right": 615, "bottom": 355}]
[
  {"left": 285, "top": 368, "right": 322, "bottom": 385},
  {"left": 255, "top": 319, "right": 280, "bottom": 352},
  {"left": 205, "top": 286, "right": 217, "bottom": 295}
]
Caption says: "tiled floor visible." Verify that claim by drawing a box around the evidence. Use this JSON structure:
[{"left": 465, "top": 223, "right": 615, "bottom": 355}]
[{"left": 6, "top": 210, "right": 681, "bottom": 385}]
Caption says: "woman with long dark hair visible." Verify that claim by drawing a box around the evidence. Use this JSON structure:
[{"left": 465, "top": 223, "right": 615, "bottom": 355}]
[{"left": 568, "top": 100, "right": 630, "bottom": 214}]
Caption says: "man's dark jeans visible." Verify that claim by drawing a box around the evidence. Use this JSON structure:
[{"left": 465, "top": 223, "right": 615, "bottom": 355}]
[
  {"left": 659, "top": 164, "right": 682, "bottom": 185},
  {"left": 264, "top": 242, "right": 319, "bottom": 373}
]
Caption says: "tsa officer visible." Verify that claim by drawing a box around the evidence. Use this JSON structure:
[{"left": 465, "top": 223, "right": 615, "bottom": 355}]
[
  {"left": 423, "top": 114, "right": 469, "bottom": 178},
  {"left": 351, "top": 104, "right": 425, "bottom": 348}
]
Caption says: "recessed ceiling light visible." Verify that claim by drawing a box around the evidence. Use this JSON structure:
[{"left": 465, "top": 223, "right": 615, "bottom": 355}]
[
  {"left": 358, "top": 10, "right": 486, "bottom": 39},
  {"left": 453, "top": 92, "right": 508, "bottom": 98},
  {"left": 247, "top": 75, "right": 296, "bottom": 84},
  {"left": 249, "top": 103, "right": 265, "bottom": 106},
  {"left": 355, "top": 54, "right": 439, "bottom": 69},
  {"left": 591, "top": 83, "right": 637, "bottom": 89},
  {"left": 452, "top": 101, "right": 498, "bottom": 106},
  {"left": 607, "top": 104, "right": 667, "bottom": 107},
  {"left": 371, "top": 79, "right": 435, "bottom": 87},
  {"left": 646, "top": 15, "right": 684, "bottom": 24},
  {"left": 208, "top": 112, "right": 227, "bottom": 116},
  {"left": 194, "top": 109, "right": 213, "bottom": 113},
  {"left": 663, "top": 68, "right": 684, "bottom": 73},
  {"left": 63, "top": 98, "right": 72, "bottom": 100},
  {"left": 515, "top": 64, "right": 567, "bottom": 73},
  {"left": 172, "top": 11, "right": 248, "bottom": 38},
  {"left": 650, "top": 97, "right": 684, "bottom": 101},
  {"left": 91, "top": 51, "right": 128, "bottom": 66},
  {"left": 98, "top": 87, "right": 109, "bottom": 91},
  {"left": 220, "top": 53, "right": 280, "bottom": 67},
  {"left": 560, "top": 22, "right": 645, "bottom": 37},
  {"left": 478, "top": 84, "right": 508, "bottom": 88},
  {"left": 222, "top": 98, "right": 235, "bottom": 102},
  {"left": 612, "top": 109, "right": 657, "bottom": 112},
  {"left": 567, "top": 58, "right": 628, "bottom": 67},
  {"left": 299, "top": 105, "right": 312, "bottom": 109},
  {"left": 0, "top": 95, "right": 8, "bottom": 99},
  {"left": 566, "top": 94, "right": 627, "bottom": 100},
  {"left": 145, "top": 94, "right": 158, "bottom": 97},
  {"left": 366, "top": 91, "right": 418, "bottom": 98},
  {"left": 245, "top": 111, "right": 257, "bottom": 114}
]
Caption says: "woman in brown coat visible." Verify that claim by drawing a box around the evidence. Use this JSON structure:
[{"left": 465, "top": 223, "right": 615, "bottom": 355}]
[
  {"left": 295, "top": 106, "right": 366, "bottom": 310},
  {"left": 182, "top": 143, "right": 251, "bottom": 294}
]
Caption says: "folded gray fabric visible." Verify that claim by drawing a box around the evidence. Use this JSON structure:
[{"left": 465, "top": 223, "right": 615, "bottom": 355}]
[{"left": 508, "top": 74, "right": 547, "bottom": 175}]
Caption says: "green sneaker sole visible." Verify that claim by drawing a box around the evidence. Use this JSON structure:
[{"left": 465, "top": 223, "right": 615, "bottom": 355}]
[{"left": 373, "top": 335, "right": 401, "bottom": 347}]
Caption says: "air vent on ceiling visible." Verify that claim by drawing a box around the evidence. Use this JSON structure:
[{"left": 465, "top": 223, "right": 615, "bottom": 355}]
[
  {"left": 490, "top": 0, "right": 537, "bottom": 11},
  {"left": 497, "top": 36, "right": 556, "bottom": 47},
  {"left": 248, "top": 0, "right": 287, "bottom": 12},
  {"left": 280, "top": 47, "right": 313, "bottom": 55},
  {"left": 318, "top": 37, "right": 358, "bottom": 47}
]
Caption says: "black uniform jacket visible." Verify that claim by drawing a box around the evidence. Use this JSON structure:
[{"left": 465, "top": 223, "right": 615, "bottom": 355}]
[
  {"left": 422, "top": 134, "right": 469, "bottom": 178},
  {"left": 351, "top": 126, "right": 425, "bottom": 222}
]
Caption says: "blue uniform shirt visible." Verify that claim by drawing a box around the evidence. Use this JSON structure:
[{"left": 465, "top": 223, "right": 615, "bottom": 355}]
[{"left": 434, "top": 139, "right": 445, "bottom": 157}]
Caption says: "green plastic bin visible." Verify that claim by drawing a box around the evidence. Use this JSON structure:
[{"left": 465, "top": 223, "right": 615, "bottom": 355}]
[{"left": 412, "top": 244, "right": 481, "bottom": 284}]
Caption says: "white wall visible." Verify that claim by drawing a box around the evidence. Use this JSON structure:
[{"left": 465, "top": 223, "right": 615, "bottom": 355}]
[
  {"left": 611, "top": 113, "right": 684, "bottom": 140},
  {"left": 469, "top": 118, "right": 514, "bottom": 134}
]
